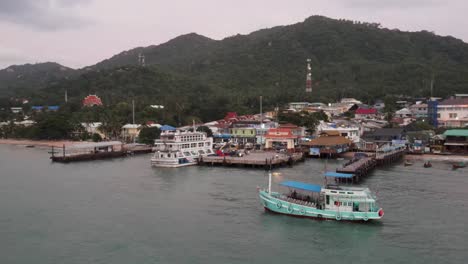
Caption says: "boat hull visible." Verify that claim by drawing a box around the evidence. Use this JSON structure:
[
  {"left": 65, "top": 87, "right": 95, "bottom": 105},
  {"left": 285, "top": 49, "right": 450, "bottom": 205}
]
[{"left": 259, "top": 190, "right": 382, "bottom": 222}]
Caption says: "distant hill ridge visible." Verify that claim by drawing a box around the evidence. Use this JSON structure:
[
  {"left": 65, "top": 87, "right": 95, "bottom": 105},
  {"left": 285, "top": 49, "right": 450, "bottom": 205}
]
[{"left": 2, "top": 15, "right": 468, "bottom": 101}]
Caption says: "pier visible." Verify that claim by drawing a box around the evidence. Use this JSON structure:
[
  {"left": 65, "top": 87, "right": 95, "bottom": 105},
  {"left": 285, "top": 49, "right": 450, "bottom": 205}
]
[
  {"left": 335, "top": 148, "right": 405, "bottom": 182},
  {"left": 199, "top": 151, "right": 304, "bottom": 169}
]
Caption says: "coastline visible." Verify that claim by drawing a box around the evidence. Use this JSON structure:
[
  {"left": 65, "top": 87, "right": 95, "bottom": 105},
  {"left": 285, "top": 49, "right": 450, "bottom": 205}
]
[{"left": 0, "top": 139, "right": 84, "bottom": 148}]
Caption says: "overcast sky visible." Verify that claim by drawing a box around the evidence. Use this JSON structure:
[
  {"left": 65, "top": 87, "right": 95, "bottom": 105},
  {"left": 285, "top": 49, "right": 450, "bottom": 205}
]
[{"left": 0, "top": 0, "right": 466, "bottom": 69}]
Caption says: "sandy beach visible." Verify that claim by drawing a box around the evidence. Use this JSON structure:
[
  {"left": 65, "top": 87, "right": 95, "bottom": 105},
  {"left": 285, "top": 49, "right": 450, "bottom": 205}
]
[{"left": 0, "top": 139, "right": 85, "bottom": 148}]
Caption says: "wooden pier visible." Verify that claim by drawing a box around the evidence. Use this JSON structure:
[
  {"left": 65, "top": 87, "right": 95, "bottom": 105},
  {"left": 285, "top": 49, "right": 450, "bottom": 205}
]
[
  {"left": 199, "top": 151, "right": 304, "bottom": 169},
  {"left": 335, "top": 148, "right": 405, "bottom": 182}
]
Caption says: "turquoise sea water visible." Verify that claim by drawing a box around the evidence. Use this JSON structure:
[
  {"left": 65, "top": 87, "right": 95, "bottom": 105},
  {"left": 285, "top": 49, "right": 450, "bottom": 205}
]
[{"left": 0, "top": 145, "right": 467, "bottom": 263}]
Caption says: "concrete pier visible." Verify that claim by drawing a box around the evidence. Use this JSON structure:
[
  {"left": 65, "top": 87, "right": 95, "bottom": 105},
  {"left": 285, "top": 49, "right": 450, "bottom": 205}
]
[{"left": 199, "top": 151, "right": 304, "bottom": 169}]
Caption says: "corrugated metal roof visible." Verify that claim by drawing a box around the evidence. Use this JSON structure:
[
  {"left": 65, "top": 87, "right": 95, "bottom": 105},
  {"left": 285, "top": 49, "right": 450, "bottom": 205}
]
[{"left": 443, "top": 129, "right": 468, "bottom": 137}]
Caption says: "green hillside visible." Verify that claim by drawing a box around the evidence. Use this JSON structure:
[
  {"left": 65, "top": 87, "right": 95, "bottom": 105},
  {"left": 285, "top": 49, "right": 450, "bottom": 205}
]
[{"left": 2, "top": 15, "right": 468, "bottom": 124}]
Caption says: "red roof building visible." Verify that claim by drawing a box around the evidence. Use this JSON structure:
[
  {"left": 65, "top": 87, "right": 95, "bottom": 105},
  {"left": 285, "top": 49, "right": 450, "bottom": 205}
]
[
  {"left": 265, "top": 128, "right": 298, "bottom": 150},
  {"left": 355, "top": 108, "right": 377, "bottom": 115},
  {"left": 83, "top": 95, "right": 103, "bottom": 107}
]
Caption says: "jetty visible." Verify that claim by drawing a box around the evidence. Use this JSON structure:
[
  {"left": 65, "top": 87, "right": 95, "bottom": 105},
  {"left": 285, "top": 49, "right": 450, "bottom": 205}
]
[
  {"left": 50, "top": 141, "right": 153, "bottom": 163},
  {"left": 199, "top": 151, "right": 304, "bottom": 169},
  {"left": 335, "top": 147, "right": 405, "bottom": 182}
]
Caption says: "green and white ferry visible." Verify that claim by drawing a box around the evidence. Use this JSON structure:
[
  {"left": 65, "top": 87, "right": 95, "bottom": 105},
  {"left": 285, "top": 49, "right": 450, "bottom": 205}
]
[{"left": 258, "top": 172, "right": 384, "bottom": 222}]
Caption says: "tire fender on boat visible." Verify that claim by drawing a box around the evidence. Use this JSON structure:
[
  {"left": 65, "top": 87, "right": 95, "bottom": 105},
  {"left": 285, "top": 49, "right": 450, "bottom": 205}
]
[
  {"left": 349, "top": 213, "right": 355, "bottom": 220},
  {"left": 336, "top": 214, "right": 342, "bottom": 221},
  {"left": 363, "top": 214, "right": 369, "bottom": 221},
  {"left": 287, "top": 205, "right": 293, "bottom": 213},
  {"left": 276, "top": 201, "right": 282, "bottom": 209},
  {"left": 300, "top": 208, "right": 306, "bottom": 215}
]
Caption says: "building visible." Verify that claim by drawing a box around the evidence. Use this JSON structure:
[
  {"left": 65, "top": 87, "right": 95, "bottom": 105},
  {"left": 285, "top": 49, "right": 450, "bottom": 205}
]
[
  {"left": 437, "top": 97, "right": 468, "bottom": 128},
  {"left": 82, "top": 122, "right": 105, "bottom": 138},
  {"left": 427, "top": 99, "right": 439, "bottom": 127},
  {"left": 301, "top": 131, "right": 352, "bottom": 158},
  {"left": 362, "top": 128, "right": 406, "bottom": 145},
  {"left": 409, "top": 103, "right": 428, "bottom": 119},
  {"left": 317, "top": 121, "right": 360, "bottom": 143},
  {"left": 288, "top": 102, "right": 311, "bottom": 112},
  {"left": 340, "top": 98, "right": 363, "bottom": 105},
  {"left": 395, "top": 108, "right": 413, "bottom": 118},
  {"left": 121, "top": 124, "right": 142, "bottom": 142},
  {"left": 10, "top": 107, "right": 23, "bottom": 114},
  {"left": 264, "top": 128, "right": 298, "bottom": 150},
  {"left": 83, "top": 95, "right": 103, "bottom": 107},
  {"left": 355, "top": 108, "right": 377, "bottom": 119},
  {"left": 443, "top": 129, "right": 468, "bottom": 154},
  {"left": 230, "top": 127, "right": 257, "bottom": 145}
]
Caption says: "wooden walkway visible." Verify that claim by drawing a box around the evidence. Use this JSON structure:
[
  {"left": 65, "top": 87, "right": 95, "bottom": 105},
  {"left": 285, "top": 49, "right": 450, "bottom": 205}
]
[
  {"left": 335, "top": 149, "right": 405, "bottom": 182},
  {"left": 199, "top": 151, "right": 304, "bottom": 169}
]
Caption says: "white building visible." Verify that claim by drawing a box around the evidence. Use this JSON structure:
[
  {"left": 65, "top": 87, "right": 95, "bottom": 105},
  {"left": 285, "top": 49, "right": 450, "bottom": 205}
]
[
  {"left": 437, "top": 97, "right": 468, "bottom": 128},
  {"left": 409, "top": 103, "right": 428, "bottom": 119},
  {"left": 81, "top": 122, "right": 105, "bottom": 138},
  {"left": 395, "top": 108, "right": 413, "bottom": 118},
  {"left": 317, "top": 121, "right": 361, "bottom": 143}
]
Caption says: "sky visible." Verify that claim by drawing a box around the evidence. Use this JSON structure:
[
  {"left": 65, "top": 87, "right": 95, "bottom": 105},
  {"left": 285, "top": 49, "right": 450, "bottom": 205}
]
[{"left": 0, "top": 0, "right": 466, "bottom": 69}]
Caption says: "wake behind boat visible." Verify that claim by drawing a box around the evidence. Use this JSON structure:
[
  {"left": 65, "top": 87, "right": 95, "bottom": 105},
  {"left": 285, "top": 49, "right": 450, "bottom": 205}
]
[{"left": 258, "top": 172, "right": 384, "bottom": 222}]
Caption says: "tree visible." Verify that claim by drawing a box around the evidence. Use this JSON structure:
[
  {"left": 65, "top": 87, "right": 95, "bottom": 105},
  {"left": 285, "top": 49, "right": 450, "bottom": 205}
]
[
  {"left": 92, "top": 133, "right": 102, "bottom": 142},
  {"left": 196, "top": 126, "right": 213, "bottom": 137},
  {"left": 138, "top": 127, "right": 161, "bottom": 145}
]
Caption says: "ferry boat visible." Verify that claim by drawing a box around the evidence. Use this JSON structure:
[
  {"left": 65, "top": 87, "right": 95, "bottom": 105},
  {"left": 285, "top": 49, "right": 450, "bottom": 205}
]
[
  {"left": 151, "top": 130, "right": 214, "bottom": 167},
  {"left": 258, "top": 172, "right": 384, "bottom": 221}
]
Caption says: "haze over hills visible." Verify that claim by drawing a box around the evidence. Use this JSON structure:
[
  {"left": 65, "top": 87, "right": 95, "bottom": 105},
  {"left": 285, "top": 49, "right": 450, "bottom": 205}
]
[{"left": 2, "top": 15, "right": 468, "bottom": 118}]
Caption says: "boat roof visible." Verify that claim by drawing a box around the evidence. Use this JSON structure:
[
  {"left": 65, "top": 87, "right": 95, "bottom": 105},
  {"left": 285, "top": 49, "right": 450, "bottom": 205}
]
[
  {"left": 324, "top": 172, "right": 354, "bottom": 178},
  {"left": 279, "top": 181, "right": 321, "bottom": 193}
]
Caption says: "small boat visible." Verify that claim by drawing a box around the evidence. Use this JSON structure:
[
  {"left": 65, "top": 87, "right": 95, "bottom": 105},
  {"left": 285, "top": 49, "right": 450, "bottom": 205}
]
[
  {"left": 25, "top": 145, "right": 35, "bottom": 148},
  {"left": 404, "top": 160, "right": 413, "bottom": 166},
  {"left": 258, "top": 172, "right": 384, "bottom": 222},
  {"left": 423, "top": 161, "right": 432, "bottom": 168},
  {"left": 452, "top": 162, "right": 466, "bottom": 170}
]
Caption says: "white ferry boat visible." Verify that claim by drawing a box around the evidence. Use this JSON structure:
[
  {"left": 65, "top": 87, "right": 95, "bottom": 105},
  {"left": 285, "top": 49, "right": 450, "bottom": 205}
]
[{"left": 151, "top": 130, "right": 214, "bottom": 167}]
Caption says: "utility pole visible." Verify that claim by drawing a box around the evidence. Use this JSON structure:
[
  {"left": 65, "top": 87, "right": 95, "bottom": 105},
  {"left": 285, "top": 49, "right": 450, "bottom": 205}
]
[
  {"left": 260, "top": 95, "right": 263, "bottom": 148},
  {"left": 132, "top": 99, "right": 135, "bottom": 124}
]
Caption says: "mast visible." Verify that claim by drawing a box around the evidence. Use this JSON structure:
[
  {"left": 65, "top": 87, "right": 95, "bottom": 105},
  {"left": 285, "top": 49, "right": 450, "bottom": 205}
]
[{"left": 268, "top": 171, "right": 272, "bottom": 194}]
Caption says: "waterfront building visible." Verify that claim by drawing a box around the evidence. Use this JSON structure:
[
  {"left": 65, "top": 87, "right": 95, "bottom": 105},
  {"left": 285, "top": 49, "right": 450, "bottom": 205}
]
[
  {"left": 301, "top": 131, "right": 352, "bottom": 157},
  {"left": 437, "top": 96, "right": 468, "bottom": 128},
  {"left": 121, "top": 124, "right": 142, "bottom": 142},
  {"left": 362, "top": 128, "right": 406, "bottom": 145},
  {"left": 443, "top": 129, "right": 468, "bottom": 154},
  {"left": 230, "top": 127, "right": 257, "bottom": 145},
  {"left": 264, "top": 128, "right": 297, "bottom": 150}
]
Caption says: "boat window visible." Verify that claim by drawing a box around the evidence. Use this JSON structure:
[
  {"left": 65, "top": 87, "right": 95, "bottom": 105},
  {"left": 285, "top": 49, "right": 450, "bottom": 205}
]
[
  {"left": 331, "top": 191, "right": 337, "bottom": 193},
  {"left": 206, "top": 149, "right": 212, "bottom": 153},
  {"left": 205, "top": 142, "right": 210, "bottom": 146},
  {"left": 198, "top": 150, "right": 205, "bottom": 154},
  {"left": 347, "top": 192, "right": 354, "bottom": 194},
  {"left": 326, "top": 195, "right": 330, "bottom": 205},
  {"left": 191, "top": 143, "right": 196, "bottom": 148},
  {"left": 339, "top": 192, "right": 345, "bottom": 194},
  {"left": 191, "top": 151, "right": 197, "bottom": 156},
  {"left": 198, "top": 143, "right": 204, "bottom": 147},
  {"left": 184, "top": 152, "right": 191, "bottom": 156}
]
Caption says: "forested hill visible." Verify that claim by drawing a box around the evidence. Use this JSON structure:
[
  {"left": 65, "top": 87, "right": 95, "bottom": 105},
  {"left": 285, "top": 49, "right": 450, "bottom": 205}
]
[
  {"left": 84, "top": 15, "right": 468, "bottom": 102},
  {"left": 0, "top": 62, "right": 76, "bottom": 96},
  {"left": 2, "top": 15, "right": 468, "bottom": 117}
]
